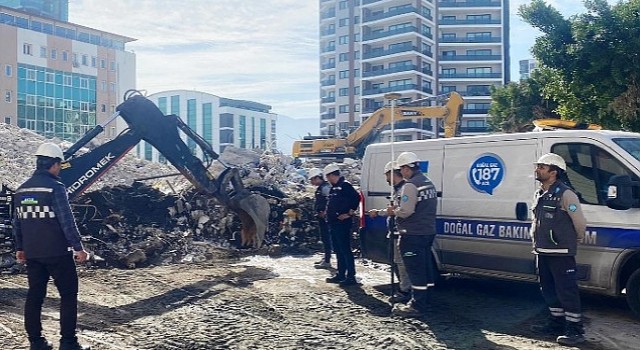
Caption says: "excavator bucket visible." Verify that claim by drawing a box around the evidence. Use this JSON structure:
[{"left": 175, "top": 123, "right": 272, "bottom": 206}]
[{"left": 229, "top": 190, "right": 270, "bottom": 248}]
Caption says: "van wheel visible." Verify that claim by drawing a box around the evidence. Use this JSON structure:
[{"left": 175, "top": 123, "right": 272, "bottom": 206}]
[{"left": 626, "top": 269, "right": 640, "bottom": 318}]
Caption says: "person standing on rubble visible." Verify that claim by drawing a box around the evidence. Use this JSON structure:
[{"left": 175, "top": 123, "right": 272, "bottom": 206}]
[
  {"left": 388, "top": 152, "right": 438, "bottom": 318},
  {"left": 308, "top": 168, "right": 332, "bottom": 268},
  {"left": 13, "top": 143, "right": 91, "bottom": 350},
  {"left": 323, "top": 163, "right": 360, "bottom": 287},
  {"left": 529, "top": 153, "right": 587, "bottom": 346},
  {"left": 368, "top": 161, "right": 411, "bottom": 303}
]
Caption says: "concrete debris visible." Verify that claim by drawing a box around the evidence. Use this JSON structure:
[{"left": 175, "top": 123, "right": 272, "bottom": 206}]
[{"left": 0, "top": 121, "right": 364, "bottom": 270}]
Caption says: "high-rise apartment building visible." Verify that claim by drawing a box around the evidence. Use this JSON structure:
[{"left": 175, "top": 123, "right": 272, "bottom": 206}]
[
  {"left": 0, "top": 0, "right": 68, "bottom": 21},
  {"left": 519, "top": 58, "right": 537, "bottom": 80},
  {"left": 0, "top": 5, "right": 135, "bottom": 142},
  {"left": 138, "top": 90, "right": 278, "bottom": 162},
  {"left": 319, "top": 0, "right": 510, "bottom": 137}
]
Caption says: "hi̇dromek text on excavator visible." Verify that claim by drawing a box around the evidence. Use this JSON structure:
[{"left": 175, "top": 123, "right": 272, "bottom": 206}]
[
  {"left": 56, "top": 90, "right": 270, "bottom": 248},
  {"left": 292, "top": 92, "right": 465, "bottom": 159}
]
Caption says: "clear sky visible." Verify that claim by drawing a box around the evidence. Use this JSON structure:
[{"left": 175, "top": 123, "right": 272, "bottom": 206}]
[{"left": 68, "top": 0, "right": 590, "bottom": 120}]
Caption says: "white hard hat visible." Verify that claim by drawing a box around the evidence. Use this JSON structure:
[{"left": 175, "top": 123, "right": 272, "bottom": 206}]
[
  {"left": 35, "top": 142, "right": 64, "bottom": 160},
  {"left": 307, "top": 168, "right": 323, "bottom": 180},
  {"left": 535, "top": 153, "right": 566, "bottom": 171},
  {"left": 323, "top": 163, "right": 340, "bottom": 176},
  {"left": 396, "top": 151, "right": 420, "bottom": 167},
  {"left": 384, "top": 161, "right": 399, "bottom": 173}
]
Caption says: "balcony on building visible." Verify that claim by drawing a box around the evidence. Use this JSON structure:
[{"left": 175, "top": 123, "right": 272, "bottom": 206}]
[
  {"left": 456, "top": 89, "right": 492, "bottom": 96},
  {"left": 320, "top": 28, "right": 336, "bottom": 37},
  {"left": 363, "top": 65, "right": 433, "bottom": 78},
  {"left": 363, "top": 26, "right": 433, "bottom": 42},
  {"left": 320, "top": 10, "right": 336, "bottom": 20},
  {"left": 440, "top": 73, "right": 502, "bottom": 79},
  {"left": 439, "top": 18, "right": 501, "bottom": 25},
  {"left": 321, "top": 62, "right": 336, "bottom": 70},
  {"left": 321, "top": 96, "right": 336, "bottom": 103},
  {"left": 363, "top": 84, "right": 433, "bottom": 96},
  {"left": 439, "top": 54, "right": 502, "bottom": 61},
  {"left": 321, "top": 79, "right": 336, "bottom": 87},
  {"left": 321, "top": 45, "right": 336, "bottom": 53},
  {"left": 439, "top": 37, "right": 502, "bottom": 44},
  {"left": 363, "top": 44, "right": 432, "bottom": 60},
  {"left": 363, "top": 6, "right": 433, "bottom": 24},
  {"left": 321, "top": 113, "right": 336, "bottom": 120},
  {"left": 439, "top": 0, "right": 502, "bottom": 8},
  {"left": 462, "top": 108, "right": 490, "bottom": 114}
]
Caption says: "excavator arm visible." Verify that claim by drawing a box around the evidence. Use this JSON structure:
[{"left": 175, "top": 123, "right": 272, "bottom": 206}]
[
  {"left": 346, "top": 91, "right": 464, "bottom": 146},
  {"left": 59, "top": 91, "right": 270, "bottom": 248}
]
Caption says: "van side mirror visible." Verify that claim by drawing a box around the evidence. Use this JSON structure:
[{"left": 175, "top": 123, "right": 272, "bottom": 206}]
[
  {"left": 516, "top": 202, "right": 528, "bottom": 221},
  {"left": 606, "top": 175, "right": 639, "bottom": 210}
]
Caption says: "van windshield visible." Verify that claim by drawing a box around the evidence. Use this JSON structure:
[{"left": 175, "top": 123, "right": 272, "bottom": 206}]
[{"left": 614, "top": 138, "right": 640, "bottom": 161}]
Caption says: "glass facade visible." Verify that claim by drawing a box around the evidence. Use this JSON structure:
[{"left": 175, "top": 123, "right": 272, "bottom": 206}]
[
  {"left": 157, "top": 97, "right": 167, "bottom": 114},
  {"left": 260, "top": 118, "right": 266, "bottom": 149},
  {"left": 186, "top": 98, "right": 196, "bottom": 152},
  {"left": 17, "top": 63, "right": 96, "bottom": 141},
  {"left": 202, "top": 102, "right": 212, "bottom": 142},
  {"left": 0, "top": 0, "right": 69, "bottom": 21},
  {"left": 239, "top": 115, "right": 246, "bottom": 149}
]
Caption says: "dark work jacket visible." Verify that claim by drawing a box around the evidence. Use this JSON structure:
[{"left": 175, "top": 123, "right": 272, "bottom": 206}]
[
  {"left": 326, "top": 177, "right": 360, "bottom": 225},
  {"left": 314, "top": 181, "right": 331, "bottom": 213},
  {"left": 532, "top": 181, "right": 579, "bottom": 256},
  {"left": 13, "top": 170, "right": 71, "bottom": 259},
  {"left": 396, "top": 172, "right": 437, "bottom": 236}
]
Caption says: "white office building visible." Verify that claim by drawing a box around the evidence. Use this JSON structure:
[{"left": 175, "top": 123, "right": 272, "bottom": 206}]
[{"left": 138, "top": 90, "right": 278, "bottom": 163}]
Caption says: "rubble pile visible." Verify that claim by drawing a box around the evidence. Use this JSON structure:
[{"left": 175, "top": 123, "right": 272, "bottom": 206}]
[
  {"left": 0, "top": 119, "right": 366, "bottom": 270},
  {"left": 0, "top": 122, "right": 178, "bottom": 191}
]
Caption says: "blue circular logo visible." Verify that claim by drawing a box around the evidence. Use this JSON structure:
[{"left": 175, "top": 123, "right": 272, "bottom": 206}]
[{"left": 468, "top": 154, "right": 505, "bottom": 195}]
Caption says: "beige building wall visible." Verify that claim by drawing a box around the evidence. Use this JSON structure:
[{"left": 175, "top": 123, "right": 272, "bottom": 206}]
[{"left": 0, "top": 24, "right": 17, "bottom": 125}]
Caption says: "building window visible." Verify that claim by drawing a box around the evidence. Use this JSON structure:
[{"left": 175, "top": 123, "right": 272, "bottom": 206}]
[
  {"left": 339, "top": 35, "right": 349, "bottom": 45},
  {"left": 45, "top": 72, "right": 55, "bottom": 83},
  {"left": 354, "top": 103, "right": 360, "bottom": 112},
  {"left": 467, "top": 32, "right": 492, "bottom": 40},
  {"left": 101, "top": 80, "right": 107, "bottom": 91},
  {"left": 339, "top": 0, "right": 348, "bottom": 9},
  {"left": 40, "top": 47, "right": 47, "bottom": 58},
  {"left": 354, "top": 33, "right": 360, "bottom": 42},
  {"left": 62, "top": 51, "right": 68, "bottom": 61},
  {"left": 101, "top": 104, "right": 106, "bottom": 112},
  {"left": 339, "top": 88, "right": 349, "bottom": 96},
  {"left": 339, "top": 53, "right": 349, "bottom": 62},
  {"left": 339, "top": 18, "right": 349, "bottom": 27},
  {"left": 442, "top": 50, "right": 456, "bottom": 57},
  {"left": 389, "top": 22, "right": 411, "bottom": 31},
  {"left": 354, "top": 16, "right": 360, "bottom": 24},
  {"left": 339, "top": 70, "right": 349, "bottom": 79},
  {"left": 354, "top": 69, "right": 360, "bottom": 77},
  {"left": 442, "top": 33, "right": 456, "bottom": 40},
  {"left": 26, "top": 69, "right": 36, "bottom": 80},
  {"left": 4, "top": 65, "right": 12, "bottom": 77},
  {"left": 5, "top": 91, "right": 11, "bottom": 103},
  {"left": 110, "top": 82, "right": 116, "bottom": 92},
  {"left": 339, "top": 104, "right": 349, "bottom": 113},
  {"left": 467, "top": 49, "right": 492, "bottom": 56},
  {"left": 442, "top": 68, "right": 456, "bottom": 75},
  {"left": 63, "top": 75, "right": 72, "bottom": 86},
  {"left": 110, "top": 61, "right": 116, "bottom": 71},
  {"left": 467, "top": 67, "right": 492, "bottom": 74},
  {"left": 354, "top": 86, "right": 360, "bottom": 95},
  {"left": 4, "top": 117, "right": 11, "bottom": 124},
  {"left": 23, "top": 43, "right": 32, "bottom": 55},
  {"left": 442, "top": 85, "right": 457, "bottom": 93},
  {"left": 467, "top": 14, "right": 491, "bottom": 21},
  {"left": 91, "top": 56, "right": 97, "bottom": 67},
  {"left": 467, "top": 120, "right": 486, "bottom": 128},
  {"left": 80, "top": 78, "right": 88, "bottom": 88},
  {"left": 354, "top": 50, "right": 360, "bottom": 59},
  {"left": 100, "top": 59, "right": 106, "bottom": 69},
  {"left": 51, "top": 49, "right": 57, "bottom": 59},
  {"left": 82, "top": 55, "right": 88, "bottom": 66}
]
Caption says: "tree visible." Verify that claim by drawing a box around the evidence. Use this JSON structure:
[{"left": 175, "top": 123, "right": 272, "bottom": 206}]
[
  {"left": 488, "top": 70, "right": 558, "bottom": 132},
  {"left": 519, "top": 0, "right": 640, "bottom": 131}
]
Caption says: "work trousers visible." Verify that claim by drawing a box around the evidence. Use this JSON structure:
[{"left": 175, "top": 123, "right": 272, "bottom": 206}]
[
  {"left": 537, "top": 255, "right": 582, "bottom": 324},
  {"left": 330, "top": 220, "right": 356, "bottom": 279},
  {"left": 25, "top": 255, "right": 79, "bottom": 342},
  {"left": 398, "top": 234, "right": 435, "bottom": 310},
  {"left": 390, "top": 235, "right": 411, "bottom": 293},
  {"left": 318, "top": 219, "right": 332, "bottom": 263}
]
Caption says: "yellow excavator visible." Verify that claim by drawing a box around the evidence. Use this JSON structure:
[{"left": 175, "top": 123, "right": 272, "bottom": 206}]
[{"left": 293, "top": 92, "right": 465, "bottom": 159}]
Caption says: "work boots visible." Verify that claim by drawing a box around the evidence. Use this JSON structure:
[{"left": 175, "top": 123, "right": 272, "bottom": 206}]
[
  {"left": 60, "top": 338, "right": 91, "bottom": 350},
  {"left": 557, "top": 322, "right": 585, "bottom": 346},
  {"left": 530, "top": 316, "right": 565, "bottom": 336},
  {"left": 29, "top": 337, "right": 53, "bottom": 350}
]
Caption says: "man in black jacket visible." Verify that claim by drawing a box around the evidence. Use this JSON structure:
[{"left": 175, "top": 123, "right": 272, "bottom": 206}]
[
  {"left": 13, "top": 143, "right": 91, "bottom": 350},
  {"left": 323, "top": 163, "right": 360, "bottom": 287},
  {"left": 308, "top": 168, "right": 332, "bottom": 268}
]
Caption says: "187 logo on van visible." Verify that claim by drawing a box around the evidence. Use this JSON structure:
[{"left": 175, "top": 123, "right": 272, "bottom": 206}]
[{"left": 468, "top": 154, "right": 505, "bottom": 195}]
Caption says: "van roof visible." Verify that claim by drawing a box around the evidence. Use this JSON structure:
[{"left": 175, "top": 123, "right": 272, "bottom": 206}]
[{"left": 366, "top": 130, "right": 640, "bottom": 150}]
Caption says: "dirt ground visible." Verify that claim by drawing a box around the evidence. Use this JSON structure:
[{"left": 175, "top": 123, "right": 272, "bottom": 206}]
[{"left": 1, "top": 251, "right": 639, "bottom": 350}]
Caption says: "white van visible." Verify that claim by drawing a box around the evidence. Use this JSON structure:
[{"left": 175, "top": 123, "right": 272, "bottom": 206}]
[{"left": 359, "top": 130, "right": 640, "bottom": 318}]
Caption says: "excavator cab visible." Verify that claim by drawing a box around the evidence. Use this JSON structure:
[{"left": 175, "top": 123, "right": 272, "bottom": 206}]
[{"left": 60, "top": 91, "right": 270, "bottom": 248}]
